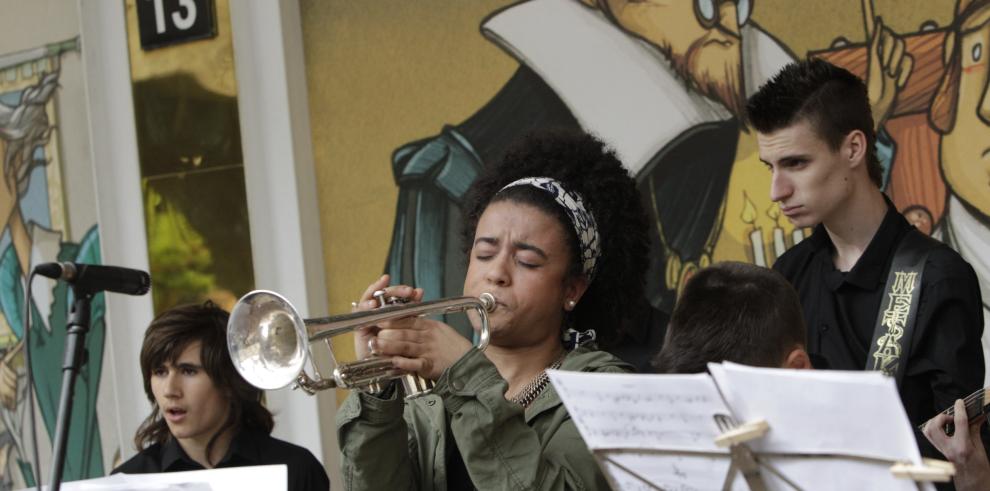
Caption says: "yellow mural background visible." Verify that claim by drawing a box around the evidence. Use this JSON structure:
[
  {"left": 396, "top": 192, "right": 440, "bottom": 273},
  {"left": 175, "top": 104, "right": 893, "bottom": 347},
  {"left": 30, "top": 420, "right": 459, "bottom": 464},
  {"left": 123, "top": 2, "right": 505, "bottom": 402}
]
[
  {"left": 301, "top": 0, "right": 518, "bottom": 330},
  {"left": 300, "top": 1, "right": 957, "bottom": 376}
]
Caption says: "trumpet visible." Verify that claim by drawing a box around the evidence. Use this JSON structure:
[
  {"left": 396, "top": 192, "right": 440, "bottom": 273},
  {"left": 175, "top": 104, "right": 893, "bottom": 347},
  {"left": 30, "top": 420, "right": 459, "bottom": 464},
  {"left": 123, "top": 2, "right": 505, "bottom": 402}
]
[{"left": 226, "top": 289, "right": 496, "bottom": 398}]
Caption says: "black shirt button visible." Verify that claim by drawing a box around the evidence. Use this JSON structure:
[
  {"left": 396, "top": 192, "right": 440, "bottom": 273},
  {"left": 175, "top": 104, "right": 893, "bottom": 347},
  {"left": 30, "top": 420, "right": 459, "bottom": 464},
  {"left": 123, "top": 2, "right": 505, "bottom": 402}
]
[{"left": 820, "top": 324, "right": 829, "bottom": 332}]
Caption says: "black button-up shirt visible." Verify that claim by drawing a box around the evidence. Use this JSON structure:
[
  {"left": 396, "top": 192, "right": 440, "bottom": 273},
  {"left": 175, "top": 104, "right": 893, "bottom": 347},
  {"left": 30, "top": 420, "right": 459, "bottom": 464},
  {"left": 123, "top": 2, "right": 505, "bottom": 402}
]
[
  {"left": 112, "top": 430, "right": 329, "bottom": 491},
  {"left": 774, "top": 199, "right": 986, "bottom": 459}
]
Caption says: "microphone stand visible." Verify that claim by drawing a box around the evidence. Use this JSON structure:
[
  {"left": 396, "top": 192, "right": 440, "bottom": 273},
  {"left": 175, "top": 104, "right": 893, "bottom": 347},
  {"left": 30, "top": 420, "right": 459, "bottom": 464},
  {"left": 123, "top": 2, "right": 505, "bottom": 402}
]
[{"left": 48, "top": 289, "right": 93, "bottom": 491}]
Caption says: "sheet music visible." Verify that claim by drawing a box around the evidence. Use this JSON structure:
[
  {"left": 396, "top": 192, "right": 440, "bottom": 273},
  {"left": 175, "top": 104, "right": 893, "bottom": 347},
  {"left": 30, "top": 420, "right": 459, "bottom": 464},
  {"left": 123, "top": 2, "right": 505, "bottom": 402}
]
[
  {"left": 551, "top": 367, "right": 937, "bottom": 491},
  {"left": 25, "top": 464, "right": 288, "bottom": 491},
  {"left": 708, "top": 362, "right": 923, "bottom": 463},
  {"left": 548, "top": 370, "right": 730, "bottom": 453}
]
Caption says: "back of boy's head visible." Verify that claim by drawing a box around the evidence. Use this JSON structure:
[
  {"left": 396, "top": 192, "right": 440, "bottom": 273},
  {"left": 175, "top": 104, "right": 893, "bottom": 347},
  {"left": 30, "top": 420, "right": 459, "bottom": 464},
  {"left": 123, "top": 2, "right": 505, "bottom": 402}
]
[
  {"left": 653, "top": 262, "right": 806, "bottom": 374},
  {"left": 746, "top": 58, "right": 883, "bottom": 187}
]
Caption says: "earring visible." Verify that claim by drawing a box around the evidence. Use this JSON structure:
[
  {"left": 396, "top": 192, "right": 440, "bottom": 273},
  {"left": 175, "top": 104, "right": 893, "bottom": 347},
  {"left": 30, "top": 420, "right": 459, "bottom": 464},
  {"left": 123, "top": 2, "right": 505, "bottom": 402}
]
[{"left": 567, "top": 300, "right": 576, "bottom": 309}]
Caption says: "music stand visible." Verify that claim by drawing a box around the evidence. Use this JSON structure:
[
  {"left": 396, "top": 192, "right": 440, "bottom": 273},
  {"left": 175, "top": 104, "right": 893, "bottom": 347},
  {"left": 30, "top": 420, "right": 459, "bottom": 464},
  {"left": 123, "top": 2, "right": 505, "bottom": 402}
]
[{"left": 549, "top": 363, "right": 953, "bottom": 490}]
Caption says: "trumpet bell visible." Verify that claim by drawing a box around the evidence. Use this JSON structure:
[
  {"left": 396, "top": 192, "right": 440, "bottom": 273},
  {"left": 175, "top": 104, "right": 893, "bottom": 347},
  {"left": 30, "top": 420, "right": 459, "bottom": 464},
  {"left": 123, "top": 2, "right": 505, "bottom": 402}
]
[
  {"left": 227, "top": 289, "right": 496, "bottom": 396},
  {"left": 227, "top": 290, "right": 309, "bottom": 390}
]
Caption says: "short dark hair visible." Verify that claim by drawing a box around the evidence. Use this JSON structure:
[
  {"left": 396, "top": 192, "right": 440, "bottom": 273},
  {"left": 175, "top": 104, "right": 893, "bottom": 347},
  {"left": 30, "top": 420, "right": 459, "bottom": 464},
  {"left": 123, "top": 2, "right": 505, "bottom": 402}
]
[
  {"left": 134, "top": 301, "right": 274, "bottom": 464},
  {"left": 461, "top": 129, "right": 651, "bottom": 348},
  {"left": 653, "top": 262, "right": 806, "bottom": 373},
  {"left": 746, "top": 58, "right": 883, "bottom": 187}
]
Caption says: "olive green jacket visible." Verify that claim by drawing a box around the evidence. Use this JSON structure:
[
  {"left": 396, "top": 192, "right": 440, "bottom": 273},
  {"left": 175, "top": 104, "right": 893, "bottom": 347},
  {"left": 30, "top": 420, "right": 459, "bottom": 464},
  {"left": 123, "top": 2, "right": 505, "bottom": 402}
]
[{"left": 337, "top": 347, "right": 632, "bottom": 490}]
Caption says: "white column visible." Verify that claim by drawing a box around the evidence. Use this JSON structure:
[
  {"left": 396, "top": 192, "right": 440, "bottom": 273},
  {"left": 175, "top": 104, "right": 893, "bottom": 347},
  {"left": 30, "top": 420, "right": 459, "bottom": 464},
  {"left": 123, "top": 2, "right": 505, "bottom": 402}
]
[
  {"left": 76, "top": 0, "right": 156, "bottom": 465},
  {"left": 229, "top": 0, "right": 338, "bottom": 486}
]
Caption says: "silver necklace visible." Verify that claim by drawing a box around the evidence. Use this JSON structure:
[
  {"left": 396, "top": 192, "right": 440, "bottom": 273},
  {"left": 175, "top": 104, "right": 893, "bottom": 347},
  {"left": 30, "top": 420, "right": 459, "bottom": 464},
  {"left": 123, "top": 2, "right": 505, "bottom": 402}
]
[{"left": 509, "top": 352, "right": 567, "bottom": 408}]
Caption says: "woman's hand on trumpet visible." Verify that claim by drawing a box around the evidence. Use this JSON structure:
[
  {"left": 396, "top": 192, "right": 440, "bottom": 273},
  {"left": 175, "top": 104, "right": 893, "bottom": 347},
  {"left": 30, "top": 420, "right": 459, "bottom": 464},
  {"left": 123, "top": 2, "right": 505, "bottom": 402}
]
[
  {"left": 351, "top": 274, "right": 423, "bottom": 360},
  {"left": 353, "top": 274, "right": 473, "bottom": 380},
  {"left": 375, "top": 317, "right": 473, "bottom": 381}
]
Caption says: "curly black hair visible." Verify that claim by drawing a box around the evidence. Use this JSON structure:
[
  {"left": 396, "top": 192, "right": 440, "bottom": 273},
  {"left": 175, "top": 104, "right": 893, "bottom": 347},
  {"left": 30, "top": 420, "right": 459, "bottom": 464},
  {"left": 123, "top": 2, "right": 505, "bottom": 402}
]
[{"left": 460, "top": 129, "right": 650, "bottom": 348}]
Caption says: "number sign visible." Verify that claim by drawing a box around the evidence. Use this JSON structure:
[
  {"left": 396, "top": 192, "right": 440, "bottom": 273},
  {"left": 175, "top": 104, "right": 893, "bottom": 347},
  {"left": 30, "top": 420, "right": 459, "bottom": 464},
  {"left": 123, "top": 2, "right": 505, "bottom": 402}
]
[{"left": 136, "top": 0, "right": 217, "bottom": 50}]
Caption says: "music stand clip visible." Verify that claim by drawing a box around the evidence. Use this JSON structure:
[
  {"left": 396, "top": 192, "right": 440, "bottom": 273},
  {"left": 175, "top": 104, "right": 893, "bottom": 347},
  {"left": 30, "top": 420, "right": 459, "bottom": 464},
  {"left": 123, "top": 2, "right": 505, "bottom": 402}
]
[
  {"left": 715, "top": 418, "right": 771, "bottom": 491},
  {"left": 890, "top": 458, "right": 955, "bottom": 483}
]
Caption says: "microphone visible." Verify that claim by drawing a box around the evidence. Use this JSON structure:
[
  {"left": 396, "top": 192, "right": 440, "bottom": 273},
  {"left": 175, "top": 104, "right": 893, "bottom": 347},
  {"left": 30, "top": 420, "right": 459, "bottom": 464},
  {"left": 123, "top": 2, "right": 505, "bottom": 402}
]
[{"left": 34, "top": 262, "right": 151, "bottom": 296}]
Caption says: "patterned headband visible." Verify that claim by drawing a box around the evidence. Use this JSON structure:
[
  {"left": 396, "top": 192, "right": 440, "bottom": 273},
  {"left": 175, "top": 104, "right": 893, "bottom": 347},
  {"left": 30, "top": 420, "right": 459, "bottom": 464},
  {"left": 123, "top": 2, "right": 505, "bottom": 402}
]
[{"left": 498, "top": 177, "right": 601, "bottom": 279}]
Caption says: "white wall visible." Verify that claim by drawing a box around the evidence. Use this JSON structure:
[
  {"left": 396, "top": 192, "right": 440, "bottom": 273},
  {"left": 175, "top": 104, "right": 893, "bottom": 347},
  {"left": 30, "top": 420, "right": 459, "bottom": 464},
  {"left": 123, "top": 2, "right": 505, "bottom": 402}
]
[
  {"left": 77, "top": 0, "right": 155, "bottom": 471},
  {"left": 229, "top": 1, "right": 339, "bottom": 488},
  {"left": 78, "top": 0, "right": 339, "bottom": 484}
]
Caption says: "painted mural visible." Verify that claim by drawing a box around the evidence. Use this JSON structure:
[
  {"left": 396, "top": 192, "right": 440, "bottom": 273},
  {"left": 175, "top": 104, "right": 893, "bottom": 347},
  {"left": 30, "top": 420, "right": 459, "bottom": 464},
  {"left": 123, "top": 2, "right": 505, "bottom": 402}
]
[
  {"left": 0, "top": 39, "right": 105, "bottom": 489},
  {"left": 303, "top": 0, "right": 988, "bottom": 383}
]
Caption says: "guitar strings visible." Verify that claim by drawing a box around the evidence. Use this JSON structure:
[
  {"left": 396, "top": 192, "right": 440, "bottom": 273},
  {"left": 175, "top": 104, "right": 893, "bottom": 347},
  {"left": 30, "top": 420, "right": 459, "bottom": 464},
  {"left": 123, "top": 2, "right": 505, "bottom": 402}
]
[{"left": 942, "top": 389, "right": 988, "bottom": 417}]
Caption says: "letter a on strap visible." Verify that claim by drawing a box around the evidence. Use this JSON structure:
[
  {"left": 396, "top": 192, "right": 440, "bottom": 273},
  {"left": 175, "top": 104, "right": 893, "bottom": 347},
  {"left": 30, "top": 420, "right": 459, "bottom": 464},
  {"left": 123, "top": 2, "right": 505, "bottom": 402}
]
[{"left": 866, "top": 230, "right": 939, "bottom": 385}]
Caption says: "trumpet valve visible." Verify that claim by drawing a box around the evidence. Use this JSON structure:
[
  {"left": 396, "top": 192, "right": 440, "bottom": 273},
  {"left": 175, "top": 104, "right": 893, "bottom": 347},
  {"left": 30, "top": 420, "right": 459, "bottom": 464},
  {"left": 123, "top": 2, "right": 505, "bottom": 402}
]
[
  {"left": 373, "top": 289, "right": 411, "bottom": 308},
  {"left": 333, "top": 356, "right": 398, "bottom": 390}
]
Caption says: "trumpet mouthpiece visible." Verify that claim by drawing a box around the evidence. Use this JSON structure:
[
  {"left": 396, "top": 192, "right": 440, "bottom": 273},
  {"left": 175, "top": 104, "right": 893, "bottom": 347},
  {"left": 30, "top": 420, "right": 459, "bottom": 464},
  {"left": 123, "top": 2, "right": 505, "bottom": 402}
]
[{"left": 479, "top": 292, "right": 496, "bottom": 312}]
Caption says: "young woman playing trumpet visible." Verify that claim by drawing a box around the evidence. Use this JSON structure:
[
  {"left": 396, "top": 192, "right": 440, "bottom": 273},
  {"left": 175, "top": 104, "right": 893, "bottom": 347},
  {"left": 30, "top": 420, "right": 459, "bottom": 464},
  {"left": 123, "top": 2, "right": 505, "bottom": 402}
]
[{"left": 337, "top": 129, "right": 651, "bottom": 490}]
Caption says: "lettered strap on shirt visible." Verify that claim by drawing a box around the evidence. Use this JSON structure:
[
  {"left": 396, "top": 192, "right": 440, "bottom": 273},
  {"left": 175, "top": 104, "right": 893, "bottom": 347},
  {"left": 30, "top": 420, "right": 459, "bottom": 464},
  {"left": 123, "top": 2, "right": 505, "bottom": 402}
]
[{"left": 866, "top": 229, "right": 939, "bottom": 385}]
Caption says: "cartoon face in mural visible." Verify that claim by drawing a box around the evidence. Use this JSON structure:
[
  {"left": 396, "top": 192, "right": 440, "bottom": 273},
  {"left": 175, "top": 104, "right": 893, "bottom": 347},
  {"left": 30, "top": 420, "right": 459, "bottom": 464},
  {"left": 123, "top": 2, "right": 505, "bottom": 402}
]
[
  {"left": 598, "top": 0, "right": 750, "bottom": 118},
  {"left": 922, "top": 0, "right": 990, "bottom": 386},
  {"left": 0, "top": 70, "right": 63, "bottom": 490},
  {"left": 0, "top": 38, "right": 105, "bottom": 487},
  {"left": 0, "top": 73, "right": 56, "bottom": 211},
  {"left": 378, "top": 0, "right": 800, "bottom": 372},
  {"left": 0, "top": 72, "right": 59, "bottom": 269},
  {"left": 934, "top": 0, "right": 990, "bottom": 217},
  {"left": 903, "top": 205, "right": 935, "bottom": 235}
]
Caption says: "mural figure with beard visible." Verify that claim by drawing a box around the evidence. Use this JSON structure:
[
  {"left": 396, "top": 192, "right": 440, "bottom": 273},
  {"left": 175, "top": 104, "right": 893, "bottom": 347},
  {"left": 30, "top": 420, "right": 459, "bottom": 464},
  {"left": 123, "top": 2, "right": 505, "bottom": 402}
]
[
  {"left": 929, "top": 0, "right": 990, "bottom": 385},
  {"left": 383, "top": 0, "right": 796, "bottom": 370}
]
